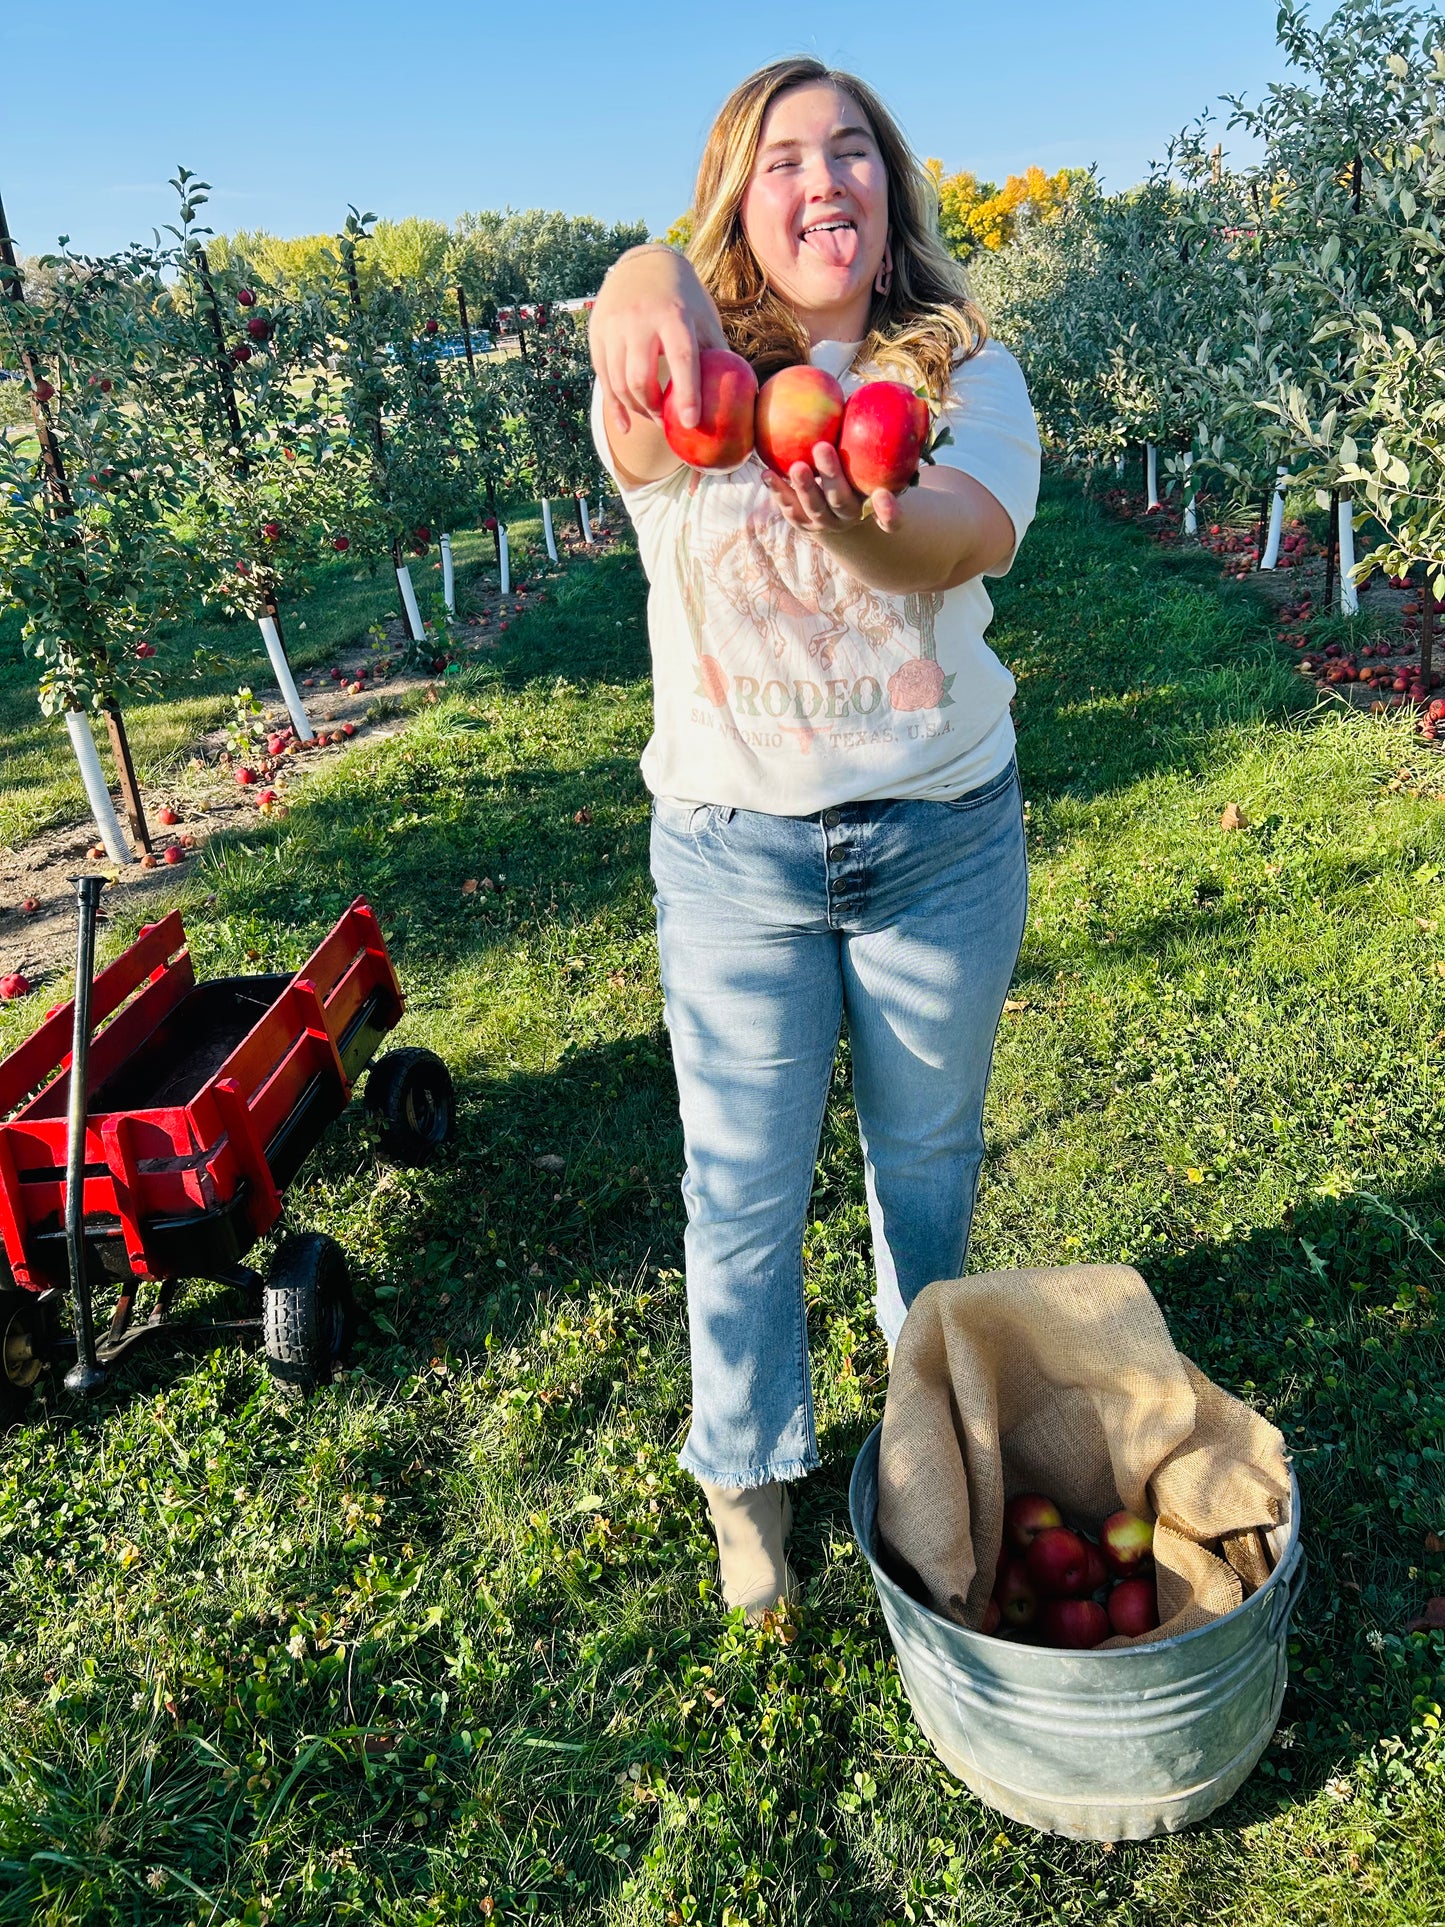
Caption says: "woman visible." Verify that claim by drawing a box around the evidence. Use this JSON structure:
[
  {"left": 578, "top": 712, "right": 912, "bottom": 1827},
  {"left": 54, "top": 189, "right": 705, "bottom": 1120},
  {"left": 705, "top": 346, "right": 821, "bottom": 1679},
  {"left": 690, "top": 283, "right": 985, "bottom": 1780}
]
[{"left": 588, "top": 58, "right": 1041, "bottom": 1618}]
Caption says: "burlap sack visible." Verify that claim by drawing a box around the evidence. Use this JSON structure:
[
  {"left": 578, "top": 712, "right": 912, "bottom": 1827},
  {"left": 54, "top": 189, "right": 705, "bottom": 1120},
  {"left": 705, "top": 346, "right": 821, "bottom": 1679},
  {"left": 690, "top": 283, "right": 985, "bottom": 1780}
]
[{"left": 876, "top": 1264, "right": 1291, "bottom": 1646}]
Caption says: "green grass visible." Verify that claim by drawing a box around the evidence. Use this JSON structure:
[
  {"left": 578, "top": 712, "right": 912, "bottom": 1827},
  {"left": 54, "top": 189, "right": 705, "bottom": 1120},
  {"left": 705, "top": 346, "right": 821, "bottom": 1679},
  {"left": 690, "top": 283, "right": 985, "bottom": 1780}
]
[{"left": 0, "top": 476, "right": 1442, "bottom": 1925}]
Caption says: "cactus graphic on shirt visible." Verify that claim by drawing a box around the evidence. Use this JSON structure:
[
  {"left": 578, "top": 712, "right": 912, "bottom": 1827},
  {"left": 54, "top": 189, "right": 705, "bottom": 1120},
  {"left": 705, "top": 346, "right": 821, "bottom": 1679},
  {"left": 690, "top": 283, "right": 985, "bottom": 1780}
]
[{"left": 891, "top": 590, "right": 955, "bottom": 711}]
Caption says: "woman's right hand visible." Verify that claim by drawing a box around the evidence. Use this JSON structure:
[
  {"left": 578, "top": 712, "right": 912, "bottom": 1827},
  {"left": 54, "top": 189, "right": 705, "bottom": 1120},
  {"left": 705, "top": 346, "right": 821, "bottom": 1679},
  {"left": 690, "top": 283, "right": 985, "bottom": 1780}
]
[{"left": 588, "top": 246, "right": 728, "bottom": 483}]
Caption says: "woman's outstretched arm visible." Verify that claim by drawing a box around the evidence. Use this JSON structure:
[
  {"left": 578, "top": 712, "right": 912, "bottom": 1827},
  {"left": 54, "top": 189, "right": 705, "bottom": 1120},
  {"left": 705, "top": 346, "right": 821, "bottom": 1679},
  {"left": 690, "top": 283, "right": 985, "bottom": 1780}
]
[
  {"left": 762, "top": 446, "right": 1017, "bottom": 595},
  {"left": 587, "top": 246, "right": 728, "bottom": 487}
]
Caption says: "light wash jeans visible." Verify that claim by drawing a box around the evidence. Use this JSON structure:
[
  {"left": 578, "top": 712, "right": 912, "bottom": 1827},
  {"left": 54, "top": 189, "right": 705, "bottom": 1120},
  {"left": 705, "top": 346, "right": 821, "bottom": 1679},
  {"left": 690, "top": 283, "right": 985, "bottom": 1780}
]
[{"left": 650, "top": 756, "right": 1028, "bottom": 1490}]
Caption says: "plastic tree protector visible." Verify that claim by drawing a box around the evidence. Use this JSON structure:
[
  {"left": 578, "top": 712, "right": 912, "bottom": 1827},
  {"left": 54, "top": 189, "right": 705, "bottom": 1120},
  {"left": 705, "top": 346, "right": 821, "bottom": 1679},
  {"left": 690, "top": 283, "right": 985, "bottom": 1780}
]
[
  {"left": 395, "top": 565, "right": 427, "bottom": 642},
  {"left": 540, "top": 499, "right": 559, "bottom": 564},
  {"left": 441, "top": 533, "right": 455, "bottom": 615},
  {"left": 499, "top": 525, "right": 511, "bottom": 596},
  {"left": 579, "top": 496, "right": 593, "bottom": 544},
  {"left": 1338, "top": 491, "right": 1358, "bottom": 615},
  {"left": 1145, "top": 444, "right": 1161, "bottom": 510},
  {"left": 1260, "top": 466, "right": 1289, "bottom": 570},
  {"left": 65, "top": 711, "right": 132, "bottom": 862},
  {"left": 1182, "top": 452, "right": 1197, "bottom": 536},
  {"left": 257, "top": 616, "right": 315, "bottom": 741}
]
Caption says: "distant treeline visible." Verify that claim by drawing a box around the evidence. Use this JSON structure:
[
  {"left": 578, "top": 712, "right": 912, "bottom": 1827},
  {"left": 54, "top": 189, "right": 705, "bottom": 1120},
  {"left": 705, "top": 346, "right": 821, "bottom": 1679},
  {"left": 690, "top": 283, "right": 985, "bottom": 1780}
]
[{"left": 210, "top": 209, "right": 652, "bottom": 325}]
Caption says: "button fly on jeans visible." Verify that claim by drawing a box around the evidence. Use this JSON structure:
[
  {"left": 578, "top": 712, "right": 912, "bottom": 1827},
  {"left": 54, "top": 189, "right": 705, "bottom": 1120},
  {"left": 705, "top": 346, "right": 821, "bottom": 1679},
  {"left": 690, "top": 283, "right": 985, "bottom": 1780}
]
[
  {"left": 823, "top": 808, "right": 842, "bottom": 827},
  {"left": 828, "top": 843, "right": 850, "bottom": 862}
]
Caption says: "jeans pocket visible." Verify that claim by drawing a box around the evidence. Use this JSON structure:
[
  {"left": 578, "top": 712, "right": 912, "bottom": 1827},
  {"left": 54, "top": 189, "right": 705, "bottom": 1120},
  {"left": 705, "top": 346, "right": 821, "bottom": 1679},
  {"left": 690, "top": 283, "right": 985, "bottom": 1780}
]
[
  {"left": 652, "top": 794, "right": 722, "bottom": 838},
  {"left": 940, "top": 757, "right": 1019, "bottom": 814}
]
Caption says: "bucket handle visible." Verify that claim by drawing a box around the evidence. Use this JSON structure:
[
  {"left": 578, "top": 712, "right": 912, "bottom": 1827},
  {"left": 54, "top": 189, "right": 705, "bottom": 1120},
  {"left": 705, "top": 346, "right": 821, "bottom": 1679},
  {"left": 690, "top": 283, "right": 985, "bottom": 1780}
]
[{"left": 1267, "top": 1544, "right": 1308, "bottom": 1643}]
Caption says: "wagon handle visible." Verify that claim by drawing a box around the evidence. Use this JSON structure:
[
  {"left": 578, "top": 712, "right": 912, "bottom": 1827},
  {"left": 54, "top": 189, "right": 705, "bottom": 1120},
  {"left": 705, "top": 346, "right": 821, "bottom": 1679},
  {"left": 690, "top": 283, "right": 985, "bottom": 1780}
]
[{"left": 62, "top": 875, "right": 108, "bottom": 1396}]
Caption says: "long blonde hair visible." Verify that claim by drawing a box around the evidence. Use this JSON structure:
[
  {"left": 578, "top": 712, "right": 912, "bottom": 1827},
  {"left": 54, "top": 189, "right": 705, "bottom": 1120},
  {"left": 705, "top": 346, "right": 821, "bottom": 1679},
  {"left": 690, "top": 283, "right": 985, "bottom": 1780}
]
[{"left": 686, "top": 58, "right": 988, "bottom": 398}]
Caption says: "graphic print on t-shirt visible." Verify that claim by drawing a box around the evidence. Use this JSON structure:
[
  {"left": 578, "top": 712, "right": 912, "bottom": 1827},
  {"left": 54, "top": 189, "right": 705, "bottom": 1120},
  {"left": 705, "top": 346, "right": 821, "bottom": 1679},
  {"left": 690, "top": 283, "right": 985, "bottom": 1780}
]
[{"left": 676, "top": 477, "right": 955, "bottom": 758}]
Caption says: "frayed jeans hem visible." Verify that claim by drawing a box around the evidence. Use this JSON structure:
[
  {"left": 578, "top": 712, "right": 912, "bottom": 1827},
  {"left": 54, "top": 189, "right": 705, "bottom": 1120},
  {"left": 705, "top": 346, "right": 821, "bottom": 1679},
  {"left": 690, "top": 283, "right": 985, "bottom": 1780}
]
[{"left": 680, "top": 1449, "right": 819, "bottom": 1491}]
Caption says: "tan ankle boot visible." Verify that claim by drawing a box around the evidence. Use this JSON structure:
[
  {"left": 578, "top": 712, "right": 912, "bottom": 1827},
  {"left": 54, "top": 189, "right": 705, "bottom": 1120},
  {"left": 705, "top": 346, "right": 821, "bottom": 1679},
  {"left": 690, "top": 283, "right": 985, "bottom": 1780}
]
[{"left": 698, "top": 1478, "right": 796, "bottom": 1620}]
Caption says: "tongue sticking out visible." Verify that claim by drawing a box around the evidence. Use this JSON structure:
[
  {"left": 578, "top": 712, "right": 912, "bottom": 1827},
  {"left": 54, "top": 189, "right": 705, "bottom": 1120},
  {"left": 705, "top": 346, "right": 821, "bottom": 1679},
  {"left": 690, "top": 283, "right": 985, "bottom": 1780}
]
[{"left": 801, "top": 223, "right": 858, "bottom": 267}]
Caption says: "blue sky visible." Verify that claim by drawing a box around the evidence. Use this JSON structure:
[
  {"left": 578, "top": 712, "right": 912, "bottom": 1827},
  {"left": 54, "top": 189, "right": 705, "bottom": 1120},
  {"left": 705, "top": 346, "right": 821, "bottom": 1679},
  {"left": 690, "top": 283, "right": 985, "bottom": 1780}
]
[{"left": 4, "top": 1, "right": 1300, "bottom": 257}]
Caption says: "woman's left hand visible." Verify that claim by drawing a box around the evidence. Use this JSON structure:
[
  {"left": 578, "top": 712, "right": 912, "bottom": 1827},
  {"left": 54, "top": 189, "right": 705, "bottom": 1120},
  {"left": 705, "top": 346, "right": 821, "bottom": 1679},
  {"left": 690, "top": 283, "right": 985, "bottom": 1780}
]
[{"left": 761, "top": 440, "right": 903, "bottom": 535}]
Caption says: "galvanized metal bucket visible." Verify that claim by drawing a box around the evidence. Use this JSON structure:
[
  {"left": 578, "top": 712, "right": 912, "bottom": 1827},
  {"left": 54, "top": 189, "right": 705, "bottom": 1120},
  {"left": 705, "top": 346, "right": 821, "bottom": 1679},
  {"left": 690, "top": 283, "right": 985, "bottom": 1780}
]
[{"left": 849, "top": 1423, "right": 1305, "bottom": 1841}]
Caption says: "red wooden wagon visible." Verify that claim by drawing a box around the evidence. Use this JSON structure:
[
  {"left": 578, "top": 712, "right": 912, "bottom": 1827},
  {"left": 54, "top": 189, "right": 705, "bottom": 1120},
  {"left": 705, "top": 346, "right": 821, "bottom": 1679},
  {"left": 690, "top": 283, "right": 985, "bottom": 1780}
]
[{"left": 0, "top": 888, "right": 453, "bottom": 1414}]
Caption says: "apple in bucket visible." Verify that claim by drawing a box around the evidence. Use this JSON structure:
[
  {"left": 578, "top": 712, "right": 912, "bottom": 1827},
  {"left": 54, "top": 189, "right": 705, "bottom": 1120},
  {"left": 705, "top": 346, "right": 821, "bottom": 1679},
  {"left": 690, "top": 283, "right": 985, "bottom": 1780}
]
[{"left": 661, "top": 348, "right": 758, "bottom": 471}]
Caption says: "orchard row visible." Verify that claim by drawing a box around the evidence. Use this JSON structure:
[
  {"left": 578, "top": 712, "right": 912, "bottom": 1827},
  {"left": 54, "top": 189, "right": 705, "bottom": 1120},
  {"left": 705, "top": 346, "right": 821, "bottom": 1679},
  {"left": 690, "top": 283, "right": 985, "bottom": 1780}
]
[
  {"left": 972, "top": 0, "right": 1445, "bottom": 616},
  {"left": 0, "top": 173, "right": 606, "bottom": 858}
]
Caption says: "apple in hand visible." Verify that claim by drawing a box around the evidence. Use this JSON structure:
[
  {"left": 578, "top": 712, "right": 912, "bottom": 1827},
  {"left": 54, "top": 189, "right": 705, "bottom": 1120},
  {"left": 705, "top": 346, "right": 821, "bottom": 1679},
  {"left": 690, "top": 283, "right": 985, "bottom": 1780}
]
[
  {"left": 1038, "top": 1597, "right": 1111, "bottom": 1650},
  {"left": 838, "top": 380, "right": 931, "bottom": 495},
  {"left": 1107, "top": 1576, "right": 1160, "bottom": 1638},
  {"left": 1101, "top": 1508, "right": 1155, "bottom": 1577},
  {"left": 991, "top": 1557, "right": 1037, "bottom": 1630},
  {"left": 1003, "top": 1492, "right": 1064, "bottom": 1555},
  {"left": 661, "top": 348, "right": 758, "bottom": 471},
  {"left": 1025, "top": 1527, "right": 1093, "bottom": 1598},
  {"left": 755, "top": 365, "right": 845, "bottom": 476}
]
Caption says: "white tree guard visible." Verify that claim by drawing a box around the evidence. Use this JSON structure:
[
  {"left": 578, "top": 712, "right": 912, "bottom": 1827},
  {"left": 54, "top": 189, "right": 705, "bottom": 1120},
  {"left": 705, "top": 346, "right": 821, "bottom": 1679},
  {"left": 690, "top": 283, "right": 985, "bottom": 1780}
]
[
  {"left": 541, "top": 499, "right": 559, "bottom": 564},
  {"left": 441, "top": 533, "right": 455, "bottom": 616},
  {"left": 1338, "top": 491, "right": 1358, "bottom": 615},
  {"left": 499, "top": 526, "right": 511, "bottom": 597},
  {"left": 1115, "top": 451, "right": 1126, "bottom": 477},
  {"left": 1183, "top": 452, "right": 1197, "bottom": 535},
  {"left": 1146, "top": 444, "right": 1160, "bottom": 509},
  {"left": 65, "top": 710, "right": 132, "bottom": 863},
  {"left": 395, "top": 566, "right": 427, "bottom": 642},
  {"left": 1261, "top": 466, "right": 1289, "bottom": 570},
  {"left": 579, "top": 496, "right": 593, "bottom": 544},
  {"left": 257, "top": 616, "right": 316, "bottom": 742}
]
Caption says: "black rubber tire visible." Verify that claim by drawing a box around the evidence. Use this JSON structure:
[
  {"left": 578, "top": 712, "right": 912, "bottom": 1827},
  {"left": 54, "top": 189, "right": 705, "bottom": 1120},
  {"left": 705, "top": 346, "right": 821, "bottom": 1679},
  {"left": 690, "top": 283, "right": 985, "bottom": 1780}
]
[
  {"left": 0, "top": 1289, "right": 51, "bottom": 1426},
  {"left": 262, "top": 1233, "right": 356, "bottom": 1396},
  {"left": 363, "top": 1048, "right": 455, "bottom": 1164}
]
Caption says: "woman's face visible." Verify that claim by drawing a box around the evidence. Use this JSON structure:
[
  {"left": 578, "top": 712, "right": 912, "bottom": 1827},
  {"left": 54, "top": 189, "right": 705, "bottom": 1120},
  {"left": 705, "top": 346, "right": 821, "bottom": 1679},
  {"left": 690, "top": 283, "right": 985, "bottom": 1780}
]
[{"left": 740, "top": 81, "right": 890, "bottom": 339}]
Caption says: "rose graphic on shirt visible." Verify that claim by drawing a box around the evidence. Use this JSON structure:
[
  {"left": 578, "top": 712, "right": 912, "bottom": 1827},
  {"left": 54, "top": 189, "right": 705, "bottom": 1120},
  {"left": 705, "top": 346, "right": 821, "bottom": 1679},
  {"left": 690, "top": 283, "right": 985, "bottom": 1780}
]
[{"left": 890, "top": 590, "right": 956, "bottom": 711}]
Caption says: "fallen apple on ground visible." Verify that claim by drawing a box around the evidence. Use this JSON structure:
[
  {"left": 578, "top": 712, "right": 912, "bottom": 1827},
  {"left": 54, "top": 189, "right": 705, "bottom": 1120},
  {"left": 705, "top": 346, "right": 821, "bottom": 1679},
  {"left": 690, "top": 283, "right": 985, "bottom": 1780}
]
[
  {"left": 0, "top": 972, "right": 31, "bottom": 1001},
  {"left": 662, "top": 348, "right": 758, "bottom": 470}
]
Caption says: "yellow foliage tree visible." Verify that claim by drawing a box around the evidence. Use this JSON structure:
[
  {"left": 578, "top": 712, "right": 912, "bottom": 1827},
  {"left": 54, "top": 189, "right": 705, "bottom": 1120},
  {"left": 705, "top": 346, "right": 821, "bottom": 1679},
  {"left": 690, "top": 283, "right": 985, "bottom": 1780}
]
[
  {"left": 925, "top": 160, "right": 1085, "bottom": 260},
  {"left": 664, "top": 213, "right": 694, "bottom": 249}
]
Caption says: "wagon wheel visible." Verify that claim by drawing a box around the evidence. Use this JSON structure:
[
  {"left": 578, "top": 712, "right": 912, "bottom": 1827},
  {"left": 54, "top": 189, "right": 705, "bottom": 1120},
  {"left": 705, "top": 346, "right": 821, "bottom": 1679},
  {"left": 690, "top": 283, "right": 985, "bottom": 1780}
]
[
  {"left": 262, "top": 1234, "right": 357, "bottom": 1397},
  {"left": 0, "top": 1290, "right": 52, "bottom": 1425},
  {"left": 364, "top": 1048, "right": 455, "bottom": 1165}
]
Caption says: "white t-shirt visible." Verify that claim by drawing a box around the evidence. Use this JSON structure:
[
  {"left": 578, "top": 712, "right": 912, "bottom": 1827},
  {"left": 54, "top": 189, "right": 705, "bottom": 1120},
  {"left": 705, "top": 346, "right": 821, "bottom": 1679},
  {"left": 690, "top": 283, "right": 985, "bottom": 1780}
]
[{"left": 590, "top": 335, "right": 1040, "bottom": 814}]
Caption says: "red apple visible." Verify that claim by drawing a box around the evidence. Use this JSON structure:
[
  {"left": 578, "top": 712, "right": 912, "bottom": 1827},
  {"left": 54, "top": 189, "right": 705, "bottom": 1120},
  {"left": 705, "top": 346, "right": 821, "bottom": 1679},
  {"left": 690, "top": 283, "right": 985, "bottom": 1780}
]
[
  {"left": 261, "top": 521, "right": 281, "bottom": 542},
  {"left": 333, "top": 535, "right": 350, "bottom": 552},
  {"left": 231, "top": 344, "right": 252, "bottom": 365},
  {"left": 1003, "top": 1492, "right": 1064, "bottom": 1555},
  {"left": 1025, "top": 1526, "right": 1093, "bottom": 1598},
  {"left": 991, "top": 1556, "right": 1037, "bottom": 1630},
  {"left": 163, "top": 845, "right": 184, "bottom": 865},
  {"left": 32, "top": 379, "right": 55, "bottom": 405},
  {"left": 0, "top": 972, "right": 31, "bottom": 1001},
  {"left": 140, "top": 851, "right": 157, "bottom": 869},
  {"left": 1081, "top": 1539, "right": 1109, "bottom": 1596},
  {"left": 1037, "top": 1597, "right": 1111, "bottom": 1650},
  {"left": 980, "top": 1596, "right": 1002, "bottom": 1635},
  {"left": 838, "top": 380, "right": 931, "bottom": 495},
  {"left": 256, "top": 788, "right": 278, "bottom": 808},
  {"left": 236, "top": 766, "right": 257, "bottom": 785},
  {"left": 424, "top": 318, "right": 439, "bottom": 335},
  {"left": 98, "top": 377, "right": 113, "bottom": 394},
  {"left": 246, "top": 315, "right": 270, "bottom": 342},
  {"left": 237, "top": 287, "right": 256, "bottom": 307},
  {"left": 1108, "top": 1576, "right": 1160, "bottom": 1638},
  {"left": 755, "top": 364, "right": 845, "bottom": 476},
  {"left": 1100, "top": 1508, "right": 1155, "bottom": 1577},
  {"left": 21, "top": 898, "right": 38, "bottom": 915},
  {"left": 341, "top": 721, "right": 356, "bottom": 737},
  {"left": 661, "top": 347, "right": 758, "bottom": 471},
  {"left": 156, "top": 805, "right": 179, "bottom": 826},
  {"left": 413, "top": 525, "right": 431, "bottom": 546}
]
